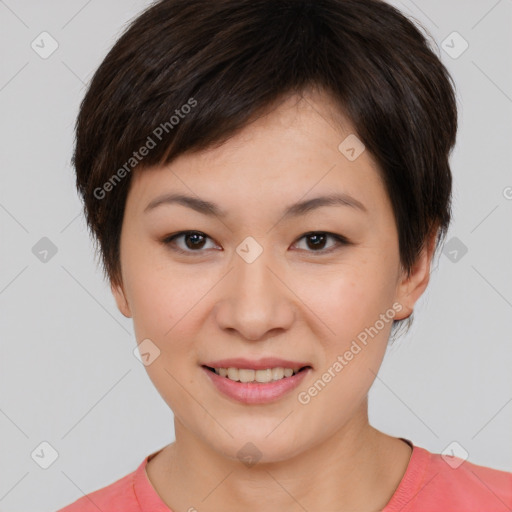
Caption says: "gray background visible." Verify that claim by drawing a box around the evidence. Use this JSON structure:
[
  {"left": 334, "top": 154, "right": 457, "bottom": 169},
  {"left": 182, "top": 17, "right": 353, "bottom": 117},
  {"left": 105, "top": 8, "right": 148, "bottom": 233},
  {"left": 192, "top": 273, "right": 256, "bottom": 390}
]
[{"left": 0, "top": 0, "right": 511, "bottom": 510}]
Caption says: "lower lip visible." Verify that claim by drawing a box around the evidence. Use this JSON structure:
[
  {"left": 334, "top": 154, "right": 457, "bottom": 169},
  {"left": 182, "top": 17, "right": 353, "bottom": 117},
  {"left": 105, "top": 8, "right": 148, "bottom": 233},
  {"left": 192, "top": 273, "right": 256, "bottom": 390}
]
[{"left": 201, "top": 366, "right": 311, "bottom": 405}]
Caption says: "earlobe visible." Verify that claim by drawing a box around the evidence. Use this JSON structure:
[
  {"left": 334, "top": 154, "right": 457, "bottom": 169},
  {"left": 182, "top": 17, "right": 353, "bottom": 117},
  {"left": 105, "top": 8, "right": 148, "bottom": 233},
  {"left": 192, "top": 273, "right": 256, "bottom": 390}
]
[{"left": 111, "top": 280, "right": 132, "bottom": 318}]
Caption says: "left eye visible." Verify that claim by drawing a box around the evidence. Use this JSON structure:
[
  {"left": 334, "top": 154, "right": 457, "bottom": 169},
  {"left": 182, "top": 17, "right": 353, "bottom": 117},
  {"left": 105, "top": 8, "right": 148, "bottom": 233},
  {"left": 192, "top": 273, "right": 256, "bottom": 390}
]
[
  {"left": 294, "top": 232, "right": 348, "bottom": 253},
  {"left": 162, "top": 230, "right": 349, "bottom": 255}
]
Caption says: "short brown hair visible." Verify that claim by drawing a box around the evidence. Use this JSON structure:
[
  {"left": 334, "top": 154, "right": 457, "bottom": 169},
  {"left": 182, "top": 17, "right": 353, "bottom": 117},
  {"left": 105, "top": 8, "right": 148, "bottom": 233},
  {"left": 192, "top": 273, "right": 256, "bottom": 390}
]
[{"left": 73, "top": 0, "right": 458, "bottom": 337}]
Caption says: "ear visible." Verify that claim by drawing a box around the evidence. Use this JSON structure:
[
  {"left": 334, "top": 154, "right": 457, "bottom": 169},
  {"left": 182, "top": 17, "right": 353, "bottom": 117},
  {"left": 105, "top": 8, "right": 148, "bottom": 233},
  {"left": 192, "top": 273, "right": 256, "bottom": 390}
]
[
  {"left": 111, "top": 278, "right": 132, "bottom": 318},
  {"left": 394, "top": 229, "right": 438, "bottom": 321}
]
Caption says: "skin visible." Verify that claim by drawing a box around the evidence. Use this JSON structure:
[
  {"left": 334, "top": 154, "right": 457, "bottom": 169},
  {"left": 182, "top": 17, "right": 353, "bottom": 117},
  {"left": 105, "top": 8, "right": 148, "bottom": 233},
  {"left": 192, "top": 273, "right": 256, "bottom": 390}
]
[{"left": 112, "top": 88, "right": 436, "bottom": 512}]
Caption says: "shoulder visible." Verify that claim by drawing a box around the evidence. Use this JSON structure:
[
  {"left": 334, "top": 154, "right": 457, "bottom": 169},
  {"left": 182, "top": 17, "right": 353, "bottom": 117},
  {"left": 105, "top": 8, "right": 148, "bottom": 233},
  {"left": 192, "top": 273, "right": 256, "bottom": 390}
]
[
  {"left": 55, "top": 467, "right": 139, "bottom": 512},
  {"left": 412, "top": 447, "right": 512, "bottom": 511}
]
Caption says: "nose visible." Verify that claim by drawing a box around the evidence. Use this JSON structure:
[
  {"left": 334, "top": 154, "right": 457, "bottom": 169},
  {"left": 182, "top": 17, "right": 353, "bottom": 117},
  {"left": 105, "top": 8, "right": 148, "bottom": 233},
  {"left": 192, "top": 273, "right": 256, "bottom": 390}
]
[{"left": 214, "top": 245, "right": 295, "bottom": 342}]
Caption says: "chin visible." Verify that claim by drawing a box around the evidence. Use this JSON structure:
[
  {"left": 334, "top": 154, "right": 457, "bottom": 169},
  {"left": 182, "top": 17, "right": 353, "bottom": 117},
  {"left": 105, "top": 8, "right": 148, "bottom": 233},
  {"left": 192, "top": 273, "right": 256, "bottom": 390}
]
[{"left": 201, "top": 426, "right": 307, "bottom": 466}]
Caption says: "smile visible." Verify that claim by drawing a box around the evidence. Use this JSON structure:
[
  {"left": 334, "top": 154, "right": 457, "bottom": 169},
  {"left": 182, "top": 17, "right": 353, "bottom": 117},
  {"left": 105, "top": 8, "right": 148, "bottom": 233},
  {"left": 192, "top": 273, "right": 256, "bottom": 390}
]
[
  {"left": 204, "top": 366, "right": 308, "bottom": 383},
  {"left": 201, "top": 365, "right": 312, "bottom": 404}
]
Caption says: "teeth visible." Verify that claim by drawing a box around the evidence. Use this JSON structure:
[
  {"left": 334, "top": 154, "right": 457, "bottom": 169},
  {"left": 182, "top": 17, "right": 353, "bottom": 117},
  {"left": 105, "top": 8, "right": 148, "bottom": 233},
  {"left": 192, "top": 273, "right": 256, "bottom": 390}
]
[
  {"left": 256, "top": 369, "right": 273, "bottom": 382},
  {"left": 212, "top": 366, "right": 303, "bottom": 383},
  {"left": 272, "top": 367, "right": 284, "bottom": 380},
  {"left": 227, "top": 367, "right": 239, "bottom": 381},
  {"left": 239, "top": 369, "right": 255, "bottom": 382}
]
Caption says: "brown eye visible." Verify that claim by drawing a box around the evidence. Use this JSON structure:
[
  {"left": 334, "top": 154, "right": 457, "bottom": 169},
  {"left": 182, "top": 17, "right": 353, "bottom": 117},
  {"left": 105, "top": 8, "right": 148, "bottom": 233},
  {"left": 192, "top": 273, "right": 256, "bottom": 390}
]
[
  {"left": 163, "top": 231, "right": 217, "bottom": 254},
  {"left": 293, "top": 232, "right": 349, "bottom": 254},
  {"left": 162, "top": 230, "right": 350, "bottom": 256}
]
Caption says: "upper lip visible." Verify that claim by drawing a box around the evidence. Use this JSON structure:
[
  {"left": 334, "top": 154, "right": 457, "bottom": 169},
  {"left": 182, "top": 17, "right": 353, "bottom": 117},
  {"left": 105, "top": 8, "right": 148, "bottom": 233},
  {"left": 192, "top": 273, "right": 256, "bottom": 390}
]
[{"left": 202, "top": 357, "right": 312, "bottom": 371}]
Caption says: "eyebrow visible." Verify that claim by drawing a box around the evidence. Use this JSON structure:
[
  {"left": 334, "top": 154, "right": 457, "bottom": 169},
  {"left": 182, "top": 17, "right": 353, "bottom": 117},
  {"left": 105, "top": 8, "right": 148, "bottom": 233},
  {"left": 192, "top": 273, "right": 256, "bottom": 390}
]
[{"left": 143, "top": 192, "right": 367, "bottom": 219}]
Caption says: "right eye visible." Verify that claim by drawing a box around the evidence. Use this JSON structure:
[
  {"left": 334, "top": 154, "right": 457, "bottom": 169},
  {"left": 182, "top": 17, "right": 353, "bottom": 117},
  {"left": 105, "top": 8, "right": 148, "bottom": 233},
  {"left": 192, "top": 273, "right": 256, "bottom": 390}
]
[{"left": 162, "top": 231, "right": 219, "bottom": 255}]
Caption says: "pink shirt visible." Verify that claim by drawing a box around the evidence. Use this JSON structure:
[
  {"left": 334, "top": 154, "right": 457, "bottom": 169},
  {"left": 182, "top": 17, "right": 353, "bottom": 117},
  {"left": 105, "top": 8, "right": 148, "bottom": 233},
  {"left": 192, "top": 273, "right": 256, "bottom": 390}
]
[{"left": 56, "top": 440, "right": 512, "bottom": 511}]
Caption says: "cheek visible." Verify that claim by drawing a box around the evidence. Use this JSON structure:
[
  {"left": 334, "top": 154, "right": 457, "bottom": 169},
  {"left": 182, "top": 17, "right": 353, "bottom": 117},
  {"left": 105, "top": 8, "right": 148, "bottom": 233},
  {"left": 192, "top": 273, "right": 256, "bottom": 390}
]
[
  {"left": 122, "top": 255, "right": 181, "bottom": 342},
  {"left": 124, "top": 260, "right": 209, "bottom": 366},
  {"left": 300, "top": 261, "right": 393, "bottom": 338},
  {"left": 121, "top": 236, "right": 182, "bottom": 331},
  {"left": 126, "top": 268, "right": 199, "bottom": 403},
  {"left": 128, "top": 282, "right": 172, "bottom": 337}
]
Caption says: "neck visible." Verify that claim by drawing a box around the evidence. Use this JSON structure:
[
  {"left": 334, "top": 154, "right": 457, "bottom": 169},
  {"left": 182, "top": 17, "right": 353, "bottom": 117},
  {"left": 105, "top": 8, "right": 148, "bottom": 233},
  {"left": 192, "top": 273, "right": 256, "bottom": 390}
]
[{"left": 147, "top": 403, "right": 412, "bottom": 512}]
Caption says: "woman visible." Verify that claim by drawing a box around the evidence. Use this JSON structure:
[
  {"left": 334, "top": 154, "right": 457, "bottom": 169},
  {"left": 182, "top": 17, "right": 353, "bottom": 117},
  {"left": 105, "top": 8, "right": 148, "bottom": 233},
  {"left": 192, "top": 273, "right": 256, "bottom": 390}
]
[{"left": 58, "top": 0, "right": 512, "bottom": 510}]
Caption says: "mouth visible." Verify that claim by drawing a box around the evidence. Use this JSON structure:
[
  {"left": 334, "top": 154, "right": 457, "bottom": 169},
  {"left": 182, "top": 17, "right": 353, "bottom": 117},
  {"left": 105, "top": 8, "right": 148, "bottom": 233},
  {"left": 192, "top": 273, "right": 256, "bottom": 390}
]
[
  {"left": 201, "top": 363, "right": 313, "bottom": 404},
  {"left": 202, "top": 364, "right": 312, "bottom": 384},
  {"left": 200, "top": 356, "right": 313, "bottom": 404}
]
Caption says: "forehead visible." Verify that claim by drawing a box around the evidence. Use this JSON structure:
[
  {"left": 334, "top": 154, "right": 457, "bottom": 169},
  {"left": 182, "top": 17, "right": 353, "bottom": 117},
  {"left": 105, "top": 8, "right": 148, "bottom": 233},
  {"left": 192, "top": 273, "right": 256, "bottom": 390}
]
[{"left": 127, "top": 90, "right": 389, "bottom": 221}]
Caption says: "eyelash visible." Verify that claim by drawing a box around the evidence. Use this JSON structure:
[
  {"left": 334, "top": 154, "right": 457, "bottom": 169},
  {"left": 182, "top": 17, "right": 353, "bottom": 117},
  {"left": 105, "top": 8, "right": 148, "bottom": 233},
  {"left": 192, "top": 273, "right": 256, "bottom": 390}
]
[{"left": 161, "top": 230, "right": 351, "bottom": 256}]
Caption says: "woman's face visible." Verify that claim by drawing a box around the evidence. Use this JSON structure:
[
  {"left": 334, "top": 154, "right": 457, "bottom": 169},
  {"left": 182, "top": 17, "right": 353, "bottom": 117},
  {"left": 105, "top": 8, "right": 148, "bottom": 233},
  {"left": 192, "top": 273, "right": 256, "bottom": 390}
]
[{"left": 112, "top": 90, "right": 431, "bottom": 463}]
